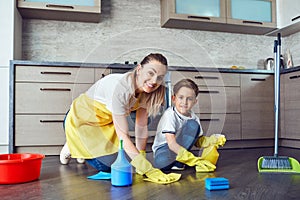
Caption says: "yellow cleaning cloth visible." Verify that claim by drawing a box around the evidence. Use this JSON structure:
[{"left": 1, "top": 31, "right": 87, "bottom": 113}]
[
  {"left": 201, "top": 146, "right": 219, "bottom": 165},
  {"left": 195, "top": 134, "right": 226, "bottom": 148},
  {"left": 143, "top": 172, "right": 181, "bottom": 184}
]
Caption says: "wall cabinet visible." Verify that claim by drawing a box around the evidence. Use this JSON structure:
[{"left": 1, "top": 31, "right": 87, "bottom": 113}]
[
  {"left": 226, "top": 0, "right": 276, "bottom": 31},
  {"left": 161, "top": 0, "right": 277, "bottom": 35},
  {"left": 241, "top": 74, "right": 274, "bottom": 139},
  {"left": 17, "top": 0, "right": 101, "bottom": 23},
  {"left": 268, "top": 0, "right": 300, "bottom": 36},
  {"left": 277, "top": 0, "right": 300, "bottom": 28}
]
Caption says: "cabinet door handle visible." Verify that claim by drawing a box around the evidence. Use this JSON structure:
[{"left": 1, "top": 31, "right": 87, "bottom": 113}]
[
  {"left": 194, "top": 76, "right": 219, "bottom": 80},
  {"left": 40, "top": 88, "right": 71, "bottom": 91},
  {"left": 46, "top": 4, "right": 74, "bottom": 9},
  {"left": 201, "top": 118, "right": 220, "bottom": 122},
  {"left": 242, "top": 20, "right": 263, "bottom": 25},
  {"left": 291, "top": 15, "right": 300, "bottom": 22},
  {"left": 251, "top": 78, "right": 266, "bottom": 81},
  {"left": 289, "top": 75, "right": 300, "bottom": 80},
  {"left": 40, "top": 120, "right": 64, "bottom": 123},
  {"left": 188, "top": 16, "right": 211, "bottom": 20},
  {"left": 199, "top": 90, "right": 219, "bottom": 94},
  {"left": 41, "top": 71, "right": 72, "bottom": 75}
]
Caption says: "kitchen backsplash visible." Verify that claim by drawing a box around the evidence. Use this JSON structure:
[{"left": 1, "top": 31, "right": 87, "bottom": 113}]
[{"left": 22, "top": 0, "right": 300, "bottom": 69}]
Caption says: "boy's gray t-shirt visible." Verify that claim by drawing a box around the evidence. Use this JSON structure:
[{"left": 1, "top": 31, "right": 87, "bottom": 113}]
[{"left": 152, "top": 106, "right": 203, "bottom": 153}]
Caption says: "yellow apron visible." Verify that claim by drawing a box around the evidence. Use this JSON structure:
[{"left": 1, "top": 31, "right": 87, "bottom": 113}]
[{"left": 65, "top": 94, "right": 119, "bottom": 158}]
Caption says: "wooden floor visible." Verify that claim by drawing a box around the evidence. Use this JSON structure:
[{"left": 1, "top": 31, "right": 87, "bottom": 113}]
[{"left": 1, "top": 147, "right": 300, "bottom": 200}]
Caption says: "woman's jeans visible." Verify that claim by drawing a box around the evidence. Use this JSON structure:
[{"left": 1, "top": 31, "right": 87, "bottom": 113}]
[
  {"left": 86, "top": 154, "right": 118, "bottom": 172},
  {"left": 154, "top": 119, "right": 200, "bottom": 170}
]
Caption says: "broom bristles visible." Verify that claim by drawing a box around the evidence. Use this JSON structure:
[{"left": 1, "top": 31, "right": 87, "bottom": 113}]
[{"left": 261, "top": 156, "right": 292, "bottom": 169}]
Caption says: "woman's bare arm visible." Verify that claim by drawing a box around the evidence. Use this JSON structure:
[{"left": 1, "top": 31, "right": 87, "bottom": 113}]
[
  {"left": 112, "top": 114, "right": 139, "bottom": 159},
  {"left": 135, "top": 108, "right": 148, "bottom": 151}
]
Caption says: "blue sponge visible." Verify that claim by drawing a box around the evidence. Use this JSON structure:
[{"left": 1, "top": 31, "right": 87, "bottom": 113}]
[{"left": 205, "top": 177, "right": 229, "bottom": 190}]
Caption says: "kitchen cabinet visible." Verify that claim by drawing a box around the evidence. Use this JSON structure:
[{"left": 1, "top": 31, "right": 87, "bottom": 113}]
[
  {"left": 10, "top": 61, "right": 284, "bottom": 153},
  {"left": 12, "top": 65, "right": 109, "bottom": 155},
  {"left": 271, "top": 0, "right": 300, "bottom": 36},
  {"left": 10, "top": 62, "right": 163, "bottom": 155},
  {"left": 282, "top": 71, "right": 300, "bottom": 140},
  {"left": 277, "top": 0, "right": 300, "bottom": 28},
  {"left": 17, "top": 0, "right": 101, "bottom": 23},
  {"left": 226, "top": 0, "right": 276, "bottom": 31},
  {"left": 170, "top": 71, "right": 241, "bottom": 140},
  {"left": 161, "top": 0, "right": 277, "bottom": 35},
  {"left": 241, "top": 74, "right": 274, "bottom": 139}
]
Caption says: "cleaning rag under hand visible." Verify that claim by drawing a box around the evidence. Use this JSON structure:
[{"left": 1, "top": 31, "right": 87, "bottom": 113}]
[
  {"left": 143, "top": 172, "right": 181, "bottom": 184},
  {"left": 195, "top": 134, "right": 226, "bottom": 148},
  {"left": 87, "top": 171, "right": 111, "bottom": 180},
  {"left": 195, "top": 134, "right": 226, "bottom": 167}
]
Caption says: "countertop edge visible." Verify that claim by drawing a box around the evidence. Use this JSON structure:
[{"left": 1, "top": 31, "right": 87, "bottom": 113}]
[{"left": 10, "top": 60, "right": 300, "bottom": 74}]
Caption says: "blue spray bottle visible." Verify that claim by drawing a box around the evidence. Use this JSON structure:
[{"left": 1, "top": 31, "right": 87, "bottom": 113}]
[{"left": 111, "top": 139, "right": 132, "bottom": 186}]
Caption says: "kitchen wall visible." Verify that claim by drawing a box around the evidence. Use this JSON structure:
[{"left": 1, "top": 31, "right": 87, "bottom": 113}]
[
  {"left": 21, "top": 0, "right": 300, "bottom": 69},
  {"left": 285, "top": 32, "right": 300, "bottom": 67},
  {"left": 0, "top": 1, "right": 22, "bottom": 153}
]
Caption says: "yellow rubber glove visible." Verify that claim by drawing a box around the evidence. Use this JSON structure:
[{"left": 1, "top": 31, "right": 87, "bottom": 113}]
[
  {"left": 131, "top": 154, "right": 181, "bottom": 184},
  {"left": 176, "top": 147, "right": 216, "bottom": 172},
  {"left": 195, "top": 134, "right": 226, "bottom": 148},
  {"left": 139, "top": 150, "right": 146, "bottom": 158}
]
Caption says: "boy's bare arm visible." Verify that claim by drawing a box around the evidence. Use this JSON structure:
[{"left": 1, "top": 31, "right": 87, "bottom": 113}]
[{"left": 165, "top": 133, "right": 181, "bottom": 154}]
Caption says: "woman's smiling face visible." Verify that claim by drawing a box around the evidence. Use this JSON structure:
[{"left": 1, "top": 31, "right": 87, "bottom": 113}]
[{"left": 136, "top": 60, "right": 167, "bottom": 93}]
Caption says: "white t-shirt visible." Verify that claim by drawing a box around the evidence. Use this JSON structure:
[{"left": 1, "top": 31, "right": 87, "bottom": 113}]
[
  {"left": 152, "top": 106, "right": 203, "bottom": 153},
  {"left": 86, "top": 72, "right": 143, "bottom": 115}
]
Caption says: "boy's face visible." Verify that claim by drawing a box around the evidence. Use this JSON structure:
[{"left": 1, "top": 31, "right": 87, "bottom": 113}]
[{"left": 172, "top": 86, "right": 197, "bottom": 117}]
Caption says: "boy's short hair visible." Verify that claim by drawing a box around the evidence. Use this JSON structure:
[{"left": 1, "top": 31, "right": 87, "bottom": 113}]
[{"left": 173, "top": 79, "right": 199, "bottom": 97}]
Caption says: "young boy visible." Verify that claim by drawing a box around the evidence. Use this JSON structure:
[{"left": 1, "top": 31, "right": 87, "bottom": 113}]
[{"left": 152, "top": 78, "right": 226, "bottom": 172}]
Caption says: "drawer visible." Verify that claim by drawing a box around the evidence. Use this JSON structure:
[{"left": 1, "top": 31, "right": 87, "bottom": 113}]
[
  {"left": 16, "top": 83, "right": 92, "bottom": 114},
  {"left": 241, "top": 74, "right": 274, "bottom": 103},
  {"left": 171, "top": 71, "right": 240, "bottom": 86},
  {"left": 15, "top": 115, "right": 66, "bottom": 146},
  {"left": 94, "top": 68, "right": 111, "bottom": 81},
  {"left": 193, "top": 86, "right": 240, "bottom": 114},
  {"left": 200, "top": 113, "right": 241, "bottom": 140},
  {"left": 16, "top": 66, "right": 95, "bottom": 83}
]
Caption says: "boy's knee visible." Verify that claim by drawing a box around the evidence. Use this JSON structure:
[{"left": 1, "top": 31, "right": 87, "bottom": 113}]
[
  {"left": 186, "top": 119, "right": 199, "bottom": 129},
  {"left": 183, "top": 120, "right": 200, "bottom": 136}
]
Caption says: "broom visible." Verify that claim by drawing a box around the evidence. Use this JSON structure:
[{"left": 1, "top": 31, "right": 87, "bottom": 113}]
[{"left": 260, "top": 33, "right": 292, "bottom": 170}]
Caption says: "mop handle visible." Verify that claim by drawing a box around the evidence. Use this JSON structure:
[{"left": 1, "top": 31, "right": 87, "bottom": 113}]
[{"left": 274, "top": 33, "right": 281, "bottom": 157}]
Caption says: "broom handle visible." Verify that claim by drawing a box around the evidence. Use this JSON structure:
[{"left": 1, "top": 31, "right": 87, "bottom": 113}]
[{"left": 274, "top": 33, "right": 281, "bottom": 157}]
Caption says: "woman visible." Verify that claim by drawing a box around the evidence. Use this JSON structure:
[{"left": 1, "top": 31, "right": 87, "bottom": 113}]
[{"left": 60, "top": 53, "right": 180, "bottom": 184}]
